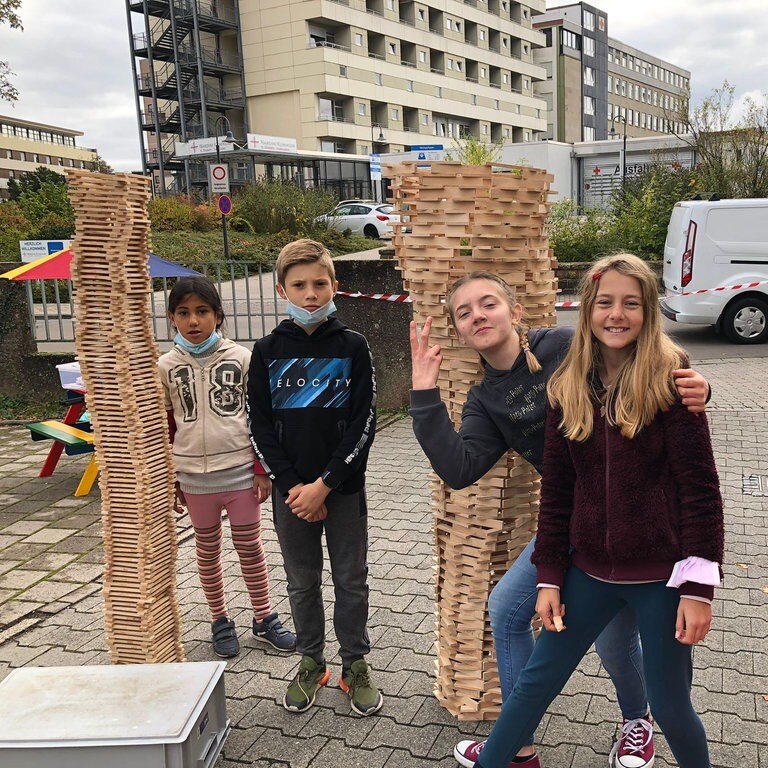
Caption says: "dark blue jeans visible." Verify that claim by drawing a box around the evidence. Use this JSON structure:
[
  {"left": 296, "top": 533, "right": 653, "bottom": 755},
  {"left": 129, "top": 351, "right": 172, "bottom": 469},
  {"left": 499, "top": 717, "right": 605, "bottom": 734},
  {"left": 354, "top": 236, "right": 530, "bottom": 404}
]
[
  {"left": 488, "top": 537, "right": 647, "bottom": 745},
  {"left": 477, "top": 567, "right": 710, "bottom": 768},
  {"left": 273, "top": 488, "right": 371, "bottom": 669}
]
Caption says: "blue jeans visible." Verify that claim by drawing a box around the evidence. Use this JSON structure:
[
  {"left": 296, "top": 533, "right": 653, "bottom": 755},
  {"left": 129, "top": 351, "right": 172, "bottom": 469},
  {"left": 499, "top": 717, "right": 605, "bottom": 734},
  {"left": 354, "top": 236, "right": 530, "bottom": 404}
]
[
  {"left": 478, "top": 567, "right": 709, "bottom": 768},
  {"left": 488, "top": 537, "right": 647, "bottom": 746}
]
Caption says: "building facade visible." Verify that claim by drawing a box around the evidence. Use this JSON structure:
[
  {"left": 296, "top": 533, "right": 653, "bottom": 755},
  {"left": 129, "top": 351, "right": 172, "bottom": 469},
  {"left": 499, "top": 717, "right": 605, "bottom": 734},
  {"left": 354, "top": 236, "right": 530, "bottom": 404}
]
[
  {"left": 0, "top": 116, "right": 98, "bottom": 199},
  {"left": 533, "top": 3, "right": 690, "bottom": 143},
  {"left": 126, "top": 0, "right": 550, "bottom": 195}
]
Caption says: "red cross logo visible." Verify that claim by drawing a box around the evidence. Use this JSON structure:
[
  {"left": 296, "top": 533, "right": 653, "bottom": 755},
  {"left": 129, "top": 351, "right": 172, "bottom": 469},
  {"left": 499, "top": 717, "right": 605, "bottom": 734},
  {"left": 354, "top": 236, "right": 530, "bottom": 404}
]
[{"left": 593, "top": 166, "right": 602, "bottom": 175}]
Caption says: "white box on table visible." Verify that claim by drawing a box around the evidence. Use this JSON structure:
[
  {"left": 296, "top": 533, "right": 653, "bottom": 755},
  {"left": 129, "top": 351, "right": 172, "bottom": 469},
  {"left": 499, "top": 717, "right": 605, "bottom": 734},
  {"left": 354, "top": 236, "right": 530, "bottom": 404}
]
[{"left": 56, "top": 361, "right": 84, "bottom": 390}]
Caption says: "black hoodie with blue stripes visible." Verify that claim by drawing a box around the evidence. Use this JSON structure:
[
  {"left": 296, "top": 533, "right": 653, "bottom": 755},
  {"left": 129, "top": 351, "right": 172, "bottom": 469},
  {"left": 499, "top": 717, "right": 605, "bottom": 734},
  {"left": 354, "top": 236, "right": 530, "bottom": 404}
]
[{"left": 247, "top": 317, "right": 377, "bottom": 497}]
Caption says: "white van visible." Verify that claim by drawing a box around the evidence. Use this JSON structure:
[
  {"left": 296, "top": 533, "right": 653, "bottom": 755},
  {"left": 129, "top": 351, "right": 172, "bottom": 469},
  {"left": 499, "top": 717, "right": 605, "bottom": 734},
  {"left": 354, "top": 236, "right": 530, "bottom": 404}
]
[{"left": 660, "top": 198, "right": 768, "bottom": 344}]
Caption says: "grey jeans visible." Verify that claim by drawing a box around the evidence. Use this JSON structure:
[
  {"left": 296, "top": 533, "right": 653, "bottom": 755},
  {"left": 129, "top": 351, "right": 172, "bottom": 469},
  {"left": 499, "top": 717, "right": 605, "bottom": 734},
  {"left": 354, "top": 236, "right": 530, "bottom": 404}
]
[{"left": 273, "top": 488, "right": 371, "bottom": 669}]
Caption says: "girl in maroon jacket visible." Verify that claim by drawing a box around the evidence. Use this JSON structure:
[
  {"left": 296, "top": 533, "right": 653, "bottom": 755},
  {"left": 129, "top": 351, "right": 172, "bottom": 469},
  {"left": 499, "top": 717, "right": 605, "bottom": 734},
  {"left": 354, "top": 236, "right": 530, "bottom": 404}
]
[{"left": 473, "top": 253, "right": 724, "bottom": 768}]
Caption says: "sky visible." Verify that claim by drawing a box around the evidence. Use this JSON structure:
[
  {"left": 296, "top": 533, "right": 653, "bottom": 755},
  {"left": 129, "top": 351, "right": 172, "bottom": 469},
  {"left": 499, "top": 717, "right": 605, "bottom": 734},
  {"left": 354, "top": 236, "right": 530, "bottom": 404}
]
[{"left": 0, "top": 0, "right": 766, "bottom": 172}]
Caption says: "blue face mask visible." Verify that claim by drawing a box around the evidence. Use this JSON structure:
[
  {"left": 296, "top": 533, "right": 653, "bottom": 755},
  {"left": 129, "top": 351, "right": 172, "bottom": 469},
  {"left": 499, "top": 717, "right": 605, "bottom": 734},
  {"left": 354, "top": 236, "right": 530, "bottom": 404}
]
[
  {"left": 286, "top": 299, "right": 337, "bottom": 326},
  {"left": 174, "top": 330, "right": 221, "bottom": 354}
]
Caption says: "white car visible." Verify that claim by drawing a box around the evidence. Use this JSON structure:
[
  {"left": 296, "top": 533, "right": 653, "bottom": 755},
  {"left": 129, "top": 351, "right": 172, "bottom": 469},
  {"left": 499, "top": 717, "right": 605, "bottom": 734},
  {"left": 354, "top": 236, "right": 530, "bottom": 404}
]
[{"left": 317, "top": 201, "right": 399, "bottom": 239}]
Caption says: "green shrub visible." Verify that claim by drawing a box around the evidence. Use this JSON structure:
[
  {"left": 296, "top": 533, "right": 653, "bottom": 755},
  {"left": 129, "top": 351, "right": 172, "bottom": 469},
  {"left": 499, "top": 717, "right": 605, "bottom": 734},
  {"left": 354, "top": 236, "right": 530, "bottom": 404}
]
[
  {"left": 547, "top": 199, "right": 618, "bottom": 263},
  {"left": 234, "top": 178, "right": 338, "bottom": 235},
  {"left": 148, "top": 195, "right": 195, "bottom": 231}
]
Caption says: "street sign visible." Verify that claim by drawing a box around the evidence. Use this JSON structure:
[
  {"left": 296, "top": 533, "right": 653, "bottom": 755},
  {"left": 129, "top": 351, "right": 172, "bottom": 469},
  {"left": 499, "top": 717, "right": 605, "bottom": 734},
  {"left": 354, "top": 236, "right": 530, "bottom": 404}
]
[
  {"left": 19, "top": 239, "right": 72, "bottom": 263},
  {"left": 408, "top": 144, "right": 443, "bottom": 151},
  {"left": 209, "top": 163, "right": 230, "bottom": 194},
  {"left": 369, "top": 153, "right": 382, "bottom": 181},
  {"left": 217, "top": 194, "right": 233, "bottom": 217},
  {"left": 175, "top": 137, "right": 236, "bottom": 157}
]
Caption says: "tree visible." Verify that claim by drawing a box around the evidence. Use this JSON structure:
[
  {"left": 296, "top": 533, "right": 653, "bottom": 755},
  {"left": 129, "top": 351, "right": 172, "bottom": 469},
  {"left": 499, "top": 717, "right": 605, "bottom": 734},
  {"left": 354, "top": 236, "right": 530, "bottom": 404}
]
[
  {"left": 0, "top": 0, "right": 23, "bottom": 103},
  {"left": 673, "top": 81, "right": 768, "bottom": 199},
  {"left": 7, "top": 165, "right": 66, "bottom": 201},
  {"left": 445, "top": 133, "right": 505, "bottom": 165},
  {"left": 88, "top": 153, "right": 115, "bottom": 174}
]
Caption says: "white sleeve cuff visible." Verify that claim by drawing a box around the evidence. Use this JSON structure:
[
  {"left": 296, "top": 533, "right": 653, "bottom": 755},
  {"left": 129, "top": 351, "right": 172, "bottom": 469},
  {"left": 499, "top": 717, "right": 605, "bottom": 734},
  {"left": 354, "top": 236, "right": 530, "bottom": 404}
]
[
  {"left": 537, "top": 583, "right": 561, "bottom": 590},
  {"left": 666, "top": 556, "right": 721, "bottom": 588}
]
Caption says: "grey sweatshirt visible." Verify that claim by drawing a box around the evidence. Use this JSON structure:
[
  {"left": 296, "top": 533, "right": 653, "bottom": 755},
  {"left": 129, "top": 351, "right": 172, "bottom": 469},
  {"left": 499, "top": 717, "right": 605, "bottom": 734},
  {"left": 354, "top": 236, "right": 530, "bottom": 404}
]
[{"left": 409, "top": 327, "right": 573, "bottom": 487}]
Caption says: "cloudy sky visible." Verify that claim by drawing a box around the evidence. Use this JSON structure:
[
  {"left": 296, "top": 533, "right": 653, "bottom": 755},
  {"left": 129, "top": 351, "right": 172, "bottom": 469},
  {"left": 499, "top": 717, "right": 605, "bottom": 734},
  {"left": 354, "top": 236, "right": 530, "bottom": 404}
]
[{"left": 0, "top": 0, "right": 765, "bottom": 172}]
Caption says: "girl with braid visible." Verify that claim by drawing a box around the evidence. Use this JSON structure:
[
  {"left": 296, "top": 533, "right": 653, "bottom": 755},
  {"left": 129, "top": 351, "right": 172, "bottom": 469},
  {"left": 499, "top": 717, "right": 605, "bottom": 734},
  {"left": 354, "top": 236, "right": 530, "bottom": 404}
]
[
  {"left": 160, "top": 277, "right": 295, "bottom": 659},
  {"left": 409, "top": 270, "right": 711, "bottom": 768}
]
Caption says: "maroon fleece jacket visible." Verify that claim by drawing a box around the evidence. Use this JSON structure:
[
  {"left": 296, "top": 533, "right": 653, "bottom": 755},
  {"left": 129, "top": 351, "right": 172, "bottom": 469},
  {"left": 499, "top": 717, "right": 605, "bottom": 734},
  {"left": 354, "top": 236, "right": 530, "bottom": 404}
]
[{"left": 533, "top": 399, "right": 724, "bottom": 600}]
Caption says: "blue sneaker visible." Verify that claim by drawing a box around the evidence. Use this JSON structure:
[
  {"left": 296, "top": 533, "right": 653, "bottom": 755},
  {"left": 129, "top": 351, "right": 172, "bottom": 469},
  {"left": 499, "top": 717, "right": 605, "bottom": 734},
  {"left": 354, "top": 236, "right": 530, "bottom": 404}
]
[
  {"left": 211, "top": 616, "right": 239, "bottom": 658},
  {"left": 252, "top": 612, "right": 296, "bottom": 652}
]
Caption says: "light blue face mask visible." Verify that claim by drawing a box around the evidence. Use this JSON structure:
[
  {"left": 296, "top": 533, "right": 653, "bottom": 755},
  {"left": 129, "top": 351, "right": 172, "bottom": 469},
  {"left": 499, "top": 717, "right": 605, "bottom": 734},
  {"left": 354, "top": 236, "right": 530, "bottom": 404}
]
[
  {"left": 174, "top": 330, "right": 221, "bottom": 354},
  {"left": 286, "top": 299, "right": 337, "bottom": 326}
]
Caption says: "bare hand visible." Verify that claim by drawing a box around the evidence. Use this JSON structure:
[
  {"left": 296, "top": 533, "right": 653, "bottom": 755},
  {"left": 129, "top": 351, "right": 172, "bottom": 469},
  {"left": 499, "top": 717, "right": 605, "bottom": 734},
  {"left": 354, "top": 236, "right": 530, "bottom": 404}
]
[
  {"left": 288, "top": 478, "right": 331, "bottom": 519},
  {"left": 673, "top": 368, "right": 709, "bottom": 413},
  {"left": 410, "top": 317, "right": 443, "bottom": 390},
  {"left": 536, "top": 587, "right": 566, "bottom": 632},
  {"left": 253, "top": 474, "right": 272, "bottom": 503},
  {"left": 675, "top": 597, "right": 711, "bottom": 645},
  {"left": 174, "top": 483, "right": 186, "bottom": 515},
  {"left": 303, "top": 503, "right": 329, "bottom": 524}
]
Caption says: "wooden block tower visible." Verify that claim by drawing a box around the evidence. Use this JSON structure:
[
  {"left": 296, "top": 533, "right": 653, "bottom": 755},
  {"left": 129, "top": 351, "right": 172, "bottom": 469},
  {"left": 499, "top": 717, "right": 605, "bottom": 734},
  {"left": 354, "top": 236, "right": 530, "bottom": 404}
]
[
  {"left": 385, "top": 160, "right": 556, "bottom": 720},
  {"left": 66, "top": 170, "right": 184, "bottom": 664}
]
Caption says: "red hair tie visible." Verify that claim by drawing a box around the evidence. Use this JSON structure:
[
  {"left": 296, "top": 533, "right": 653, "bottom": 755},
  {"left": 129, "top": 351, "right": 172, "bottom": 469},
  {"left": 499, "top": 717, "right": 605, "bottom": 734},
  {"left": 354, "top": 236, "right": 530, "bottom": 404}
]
[{"left": 592, "top": 271, "right": 602, "bottom": 281}]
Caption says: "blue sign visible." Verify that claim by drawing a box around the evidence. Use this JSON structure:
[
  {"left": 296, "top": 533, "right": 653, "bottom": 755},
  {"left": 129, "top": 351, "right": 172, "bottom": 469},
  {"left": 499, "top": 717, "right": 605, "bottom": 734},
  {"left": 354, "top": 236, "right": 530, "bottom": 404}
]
[
  {"left": 409, "top": 144, "right": 443, "bottom": 151},
  {"left": 217, "top": 194, "right": 233, "bottom": 216}
]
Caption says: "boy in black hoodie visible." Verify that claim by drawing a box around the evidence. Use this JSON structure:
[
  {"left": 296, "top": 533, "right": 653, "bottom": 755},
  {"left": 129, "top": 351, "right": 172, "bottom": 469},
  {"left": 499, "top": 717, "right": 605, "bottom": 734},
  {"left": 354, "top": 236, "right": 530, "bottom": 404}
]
[{"left": 248, "top": 239, "right": 381, "bottom": 716}]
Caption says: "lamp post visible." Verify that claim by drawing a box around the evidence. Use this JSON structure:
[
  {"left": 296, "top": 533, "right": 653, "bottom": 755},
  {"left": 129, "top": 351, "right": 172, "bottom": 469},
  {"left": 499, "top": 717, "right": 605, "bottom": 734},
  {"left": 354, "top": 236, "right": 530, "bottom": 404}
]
[
  {"left": 214, "top": 115, "right": 235, "bottom": 260},
  {"left": 610, "top": 114, "right": 627, "bottom": 186},
  {"left": 370, "top": 124, "right": 385, "bottom": 202}
]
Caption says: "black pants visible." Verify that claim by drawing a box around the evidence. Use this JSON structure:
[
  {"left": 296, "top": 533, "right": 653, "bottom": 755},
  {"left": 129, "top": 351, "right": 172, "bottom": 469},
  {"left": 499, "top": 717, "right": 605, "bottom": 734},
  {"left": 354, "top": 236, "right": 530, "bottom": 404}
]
[{"left": 273, "top": 488, "right": 371, "bottom": 669}]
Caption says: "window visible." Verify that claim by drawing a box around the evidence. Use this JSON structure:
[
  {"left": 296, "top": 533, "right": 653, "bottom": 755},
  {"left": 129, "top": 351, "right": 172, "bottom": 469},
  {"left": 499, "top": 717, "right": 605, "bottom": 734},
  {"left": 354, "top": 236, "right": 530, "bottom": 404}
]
[
  {"left": 375, "top": 73, "right": 382, "bottom": 85},
  {"left": 515, "top": 104, "right": 520, "bottom": 114},
  {"left": 446, "top": 18, "right": 452, "bottom": 29},
  {"left": 583, "top": 9, "right": 595, "bottom": 30},
  {"left": 583, "top": 96, "right": 595, "bottom": 115},
  {"left": 359, "top": 103, "right": 367, "bottom": 116},
  {"left": 418, "top": 8, "right": 425, "bottom": 20},
  {"left": 502, "top": 37, "right": 509, "bottom": 49},
  {"left": 536, "top": 108, "right": 540, "bottom": 118},
  {"left": 524, "top": 130, "right": 530, "bottom": 141},
  {"left": 608, "top": 76, "right": 613, "bottom": 93},
  {"left": 436, "top": 86, "right": 442, "bottom": 97},
  {"left": 502, "top": 73, "right": 508, "bottom": 84},
  {"left": 583, "top": 126, "right": 595, "bottom": 141},
  {"left": 19, "top": 151, "right": 26, "bottom": 162},
  {"left": 340, "top": 65, "right": 348, "bottom": 77},
  {"left": 419, "top": 50, "right": 426, "bottom": 62},
  {"left": 583, "top": 36, "right": 594, "bottom": 57},
  {"left": 456, "top": 60, "right": 462, "bottom": 72},
  {"left": 504, "top": 128, "right": 510, "bottom": 137},
  {"left": 523, "top": 43, "right": 529, "bottom": 54},
  {"left": 480, "top": 29, "right": 486, "bottom": 41},
  {"left": 407, "top": 80, "right": 414, "bottom": 92},
  {"left": 480, "top": 66, "right": 487, "bottom": 78},
  {"left": 354, "top": 33, "right": 363, "bottom": 46},
  {"left": 447, "top": 58, "right": 453, "bottom": 70},
  {"left": 482, "top": 124, "right": 488, "bottom": 134},
  {"left": 386, "top": 0, "right": 394, "bottom": 8},
  {"left": 494, "top": 99, "right": 500, "bottom": 110},
  {"left": 523, "top": 78, "right": 529, "bottom": 89},
  {"left": 563, "top": 30, "right": 579, "bottom": 49},
  {"left": 456, "top": 22, "right": 461, "bottom": 32},
  {"left": 422, "top": 113, "right": 430, "bottom": 125},
  {"left": 388, "top": 42, "right": 397, "bottom": 55},
  {"left": 584, "top": 66, "right": 595, "bottom": 86},
  {"left": 471, "top": 94, "right": 477, "bottom": 105},
  {"left": 391, "top": 108, "right": 400, "bottom": 120}
]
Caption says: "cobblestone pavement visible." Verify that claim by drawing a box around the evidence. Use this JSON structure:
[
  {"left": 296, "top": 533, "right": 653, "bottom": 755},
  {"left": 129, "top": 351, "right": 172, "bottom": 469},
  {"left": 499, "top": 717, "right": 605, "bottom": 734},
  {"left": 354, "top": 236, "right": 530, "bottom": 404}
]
[{"left": 0, "top": 357, "right": 766, "bottom": 767}]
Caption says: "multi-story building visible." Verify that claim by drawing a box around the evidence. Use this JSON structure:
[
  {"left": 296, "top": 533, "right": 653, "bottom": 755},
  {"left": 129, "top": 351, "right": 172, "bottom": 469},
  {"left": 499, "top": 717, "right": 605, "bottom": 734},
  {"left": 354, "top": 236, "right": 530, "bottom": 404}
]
[
  {"left": 0, "top": 116, "right": 98, "bottom": 199},
  {"left": 532, "top": 3, "right": 690, "bottom": 143},
  {"left": 126, "top": 0, "right": 549, "bottom": 196}
]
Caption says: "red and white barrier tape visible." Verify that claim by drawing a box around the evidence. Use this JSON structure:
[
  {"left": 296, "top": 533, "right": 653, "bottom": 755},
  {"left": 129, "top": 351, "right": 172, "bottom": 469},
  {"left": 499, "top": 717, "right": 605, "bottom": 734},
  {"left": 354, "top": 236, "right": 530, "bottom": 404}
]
[{"left": 337, "top": 278, "right": 768, "bottom": 308}]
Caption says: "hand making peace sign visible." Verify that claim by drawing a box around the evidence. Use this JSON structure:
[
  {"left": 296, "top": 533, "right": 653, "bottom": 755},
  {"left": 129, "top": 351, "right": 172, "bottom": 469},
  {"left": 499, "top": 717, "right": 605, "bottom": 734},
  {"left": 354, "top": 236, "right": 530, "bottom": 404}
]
[{"left": 409, "top": 317, "right": 444, "bottom": 390}]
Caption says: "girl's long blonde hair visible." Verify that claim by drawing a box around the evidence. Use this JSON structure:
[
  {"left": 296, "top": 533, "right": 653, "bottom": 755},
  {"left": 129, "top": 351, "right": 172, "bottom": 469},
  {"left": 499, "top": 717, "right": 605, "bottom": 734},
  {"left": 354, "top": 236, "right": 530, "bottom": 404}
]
[
  {"left": 547, "top": 253, "right": 685, "bottom": 441},
  {"left": 446, "top": 271, "right": 542, "bottom": 373}
]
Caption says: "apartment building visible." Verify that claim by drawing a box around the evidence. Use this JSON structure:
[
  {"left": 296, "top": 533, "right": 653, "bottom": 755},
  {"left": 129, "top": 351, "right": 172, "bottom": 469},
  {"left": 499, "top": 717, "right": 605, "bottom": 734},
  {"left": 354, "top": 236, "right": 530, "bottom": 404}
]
[
  {"left": 0, "top": 116, "right": 98, "bottom": 199},
  {"left": 126, "top": 0, "right": 549, "bottom": 196},
  {"left": 533, "top": 3, "right": 690, "bottom": 143}
]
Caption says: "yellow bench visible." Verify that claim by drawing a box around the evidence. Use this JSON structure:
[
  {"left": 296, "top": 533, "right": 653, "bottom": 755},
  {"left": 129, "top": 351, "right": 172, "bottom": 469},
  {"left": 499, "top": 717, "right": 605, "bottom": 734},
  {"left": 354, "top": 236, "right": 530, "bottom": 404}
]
[{"left": 26, "top": 420, "right": 98, "bottom": 496}]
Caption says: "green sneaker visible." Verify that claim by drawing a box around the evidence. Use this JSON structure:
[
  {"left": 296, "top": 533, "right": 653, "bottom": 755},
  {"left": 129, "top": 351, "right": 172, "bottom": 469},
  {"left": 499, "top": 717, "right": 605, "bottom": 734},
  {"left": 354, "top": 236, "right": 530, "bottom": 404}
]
[
  {"left": 283, "top": 655, "right": 330, "bottom": 713},
  {"left": 339, "top": 659, "right": 383, "bottom": 716}
]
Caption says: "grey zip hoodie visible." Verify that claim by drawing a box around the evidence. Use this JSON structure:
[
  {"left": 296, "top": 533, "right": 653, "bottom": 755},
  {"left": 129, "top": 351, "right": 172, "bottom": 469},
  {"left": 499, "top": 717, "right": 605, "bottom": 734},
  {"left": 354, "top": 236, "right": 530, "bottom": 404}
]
[{"left": 409, "top": 327, "right": 573, "bottom": 487}]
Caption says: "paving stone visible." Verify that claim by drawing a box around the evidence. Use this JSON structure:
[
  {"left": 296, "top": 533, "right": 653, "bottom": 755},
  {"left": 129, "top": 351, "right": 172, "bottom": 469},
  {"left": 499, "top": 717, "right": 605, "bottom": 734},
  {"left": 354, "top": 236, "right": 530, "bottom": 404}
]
[{"left": 22, "top": 527, "right": 78, "bottom": 544}]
